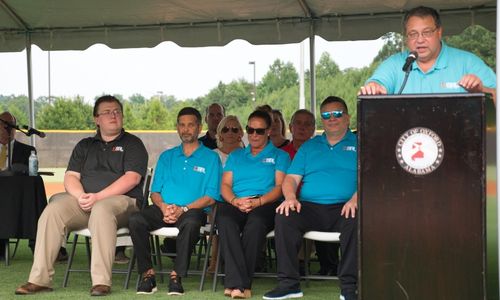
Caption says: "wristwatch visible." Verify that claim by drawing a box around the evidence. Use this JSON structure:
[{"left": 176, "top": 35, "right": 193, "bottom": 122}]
[{"left": 181, "top": 206, "right": 189, "bottom": 213}]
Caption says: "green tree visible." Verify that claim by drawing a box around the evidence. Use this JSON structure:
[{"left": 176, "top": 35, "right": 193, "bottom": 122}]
[
  {"left": 37, "top": 97, "right": 94, "bottom": 129},
  {"left": 316, "top": 52, "right": 340, "bottom": 80},
  {"left": 259, "top": 59, "right": 298, "bottom": 95},
  {"left": 372, "top": 32, "right": 403, "bottom": 65},
  {"left": 445, "top": 25, "right": 496, "bottom": 69},
  {"left": 128, "top": 93, "right": 146, "bottom": 105},
  {"left": 139, "top": 98, "right": 170, "bottom": 130}
]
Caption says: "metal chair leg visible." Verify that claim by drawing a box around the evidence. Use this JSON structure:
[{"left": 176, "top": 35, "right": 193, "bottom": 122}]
[
  {"left": 4, "top": 240, "right": 9, "bottom": 266},
  {"left": 212, "top": 241, "right": 222, "bottom": 292},
  {"left": 63, "top": 234, "right": 80, "bottom": 287}
]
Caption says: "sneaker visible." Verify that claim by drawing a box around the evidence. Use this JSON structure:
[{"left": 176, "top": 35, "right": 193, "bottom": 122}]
[
  {"left": 263, "top": 287, "right": 303, "bottom": 299},
  {"left": 340, "top": 291, "right": 358, "bottom": 300},
  {"left": 137, "top": 274, "right": 157, "bottom": 295},
  {"left": 168, "top": 276, "right": 184, "bottom": 296}
]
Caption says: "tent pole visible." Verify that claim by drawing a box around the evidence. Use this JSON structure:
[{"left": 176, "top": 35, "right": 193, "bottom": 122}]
[
  {"left": 309, "top": 23, "right": 316, "bottom": 117},
  {"left": 299, "top": 41, "right": 305, "bottom": 109},
  {"left": 496, "top": 0, "right": 499, "bottom": 296},
  {"left": 25, "top": 32, "right": 35, "bottom": 147}
]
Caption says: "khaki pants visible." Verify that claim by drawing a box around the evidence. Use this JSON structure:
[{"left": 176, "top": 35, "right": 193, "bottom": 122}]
[{"left": 28, "top": 192, "right": 138, "bottom": 287}]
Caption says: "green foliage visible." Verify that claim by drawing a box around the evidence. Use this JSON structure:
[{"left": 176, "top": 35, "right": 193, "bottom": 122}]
[
  {"left": 128, "top": 93, "right": 146, "bottom": 105},
  {"left": 138, "top": 99, "right": 171, "bottom": 130},
  {"left": 258, "top": 59, "right": 298, "bottom": 95},
  {"left": 444, "top": 25, "right": 496, "bottom": 69},
  {"left": 37, "top": 97, "right": 94, "bottom": 129},
  {"left": 372, "top": 32, "right": 403, "bottom": 65},
  {"left": 316, "top": 52, "right": 340, "bottom": 80}
]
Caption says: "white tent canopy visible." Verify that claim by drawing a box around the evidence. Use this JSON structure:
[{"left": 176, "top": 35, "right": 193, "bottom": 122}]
[{"left": 0, "top": 0, "right": 496, "bottom": 52}]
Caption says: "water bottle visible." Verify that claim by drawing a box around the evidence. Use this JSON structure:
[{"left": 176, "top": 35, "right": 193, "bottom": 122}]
[{"left": 28, "top": 150, "right": 38, "bottom": 176}]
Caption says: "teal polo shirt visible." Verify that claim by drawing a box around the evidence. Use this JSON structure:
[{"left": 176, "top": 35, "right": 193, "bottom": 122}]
[
  {"left": 151, "top": 143, "right": 222, "bottom": 206},
  {"left": 223, "top": 141, "right": 290, "bottom": 200},
  {"left": 288, "top": 131, "right": 357, "bottom": 205},
  {"left": 367, "top": 42, "right": 496, "bottom": 94}
]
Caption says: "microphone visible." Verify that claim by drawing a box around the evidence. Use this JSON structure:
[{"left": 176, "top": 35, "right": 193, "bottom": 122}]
[
  {"left": 402, "top": 51, "right": 418, "bottom": 73},
  {"left": 22, "top": 125, "right": 46, "bottom": 138}
]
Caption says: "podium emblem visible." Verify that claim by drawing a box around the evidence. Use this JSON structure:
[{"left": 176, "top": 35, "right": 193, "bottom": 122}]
[{"left": 396, "top": 127, "right": 444, "bottom": 175}]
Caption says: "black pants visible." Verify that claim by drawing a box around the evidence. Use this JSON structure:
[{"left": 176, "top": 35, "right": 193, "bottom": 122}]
[
  {"left": 216, "top": 202, "right": 278, "bottom": 290},
  {"left": 0, "top": 238, "right": 35, "bottom": 258},
  {"left": 128, "top": 205, "right": 206, "bottom": 277},
  {"left": 274, "top": 201, "right": 357, "bottom": 294},
  {"left": 315, "top": 241, "right": 339, "bottom": 272}
]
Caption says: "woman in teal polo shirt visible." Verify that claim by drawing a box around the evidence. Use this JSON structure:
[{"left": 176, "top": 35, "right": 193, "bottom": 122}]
[{"left": 217, "top": 110, "right": 290, "bottom": 299}]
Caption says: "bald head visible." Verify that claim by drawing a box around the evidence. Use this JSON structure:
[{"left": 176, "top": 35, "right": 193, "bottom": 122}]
[{"left": 0, "top": 111, "right": 16, "bottom": 145}]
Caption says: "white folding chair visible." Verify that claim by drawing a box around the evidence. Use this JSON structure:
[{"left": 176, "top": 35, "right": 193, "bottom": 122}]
[
  {"left": 303, "top": 231, "right": 340, "bottom": 286},
  {"left": 62, "top": 227, "right": 134, "bottom": 288},
  {"left": 63, "top": 168, "right": 154, "bottom": 289}
]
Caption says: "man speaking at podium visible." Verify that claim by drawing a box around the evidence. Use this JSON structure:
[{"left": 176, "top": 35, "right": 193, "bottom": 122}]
[
  {"left": 359, "top": 6, "right": 496, "bottom": 102},
  {"left": 0, "top": 111, "right": 37, "bottom": 260}
]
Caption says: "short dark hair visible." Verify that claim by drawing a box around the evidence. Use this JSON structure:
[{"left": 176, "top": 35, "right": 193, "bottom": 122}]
[
  {"left": 255, "top": 104, "right": 272, "bottom": 113},
  {"left": 320, "top": 96, "right": 349, "bottom": 114},
  {"left": 177, "top": 107, "right": 202, "bottom": 124},
  {"left": 248, "top": 110, "right": 272, "bottom": 129},
  {"left": 403, "top": 6, "right": 441, "bottom": 31},
  {"left": 205, "top": 103, "right": 225, "bottom": 116},
  {"left": 290, "top": 109, "right": 315, "bottom": 126},
  {"left": 93, "top": 95, "right": 123, "bottom": 117}
]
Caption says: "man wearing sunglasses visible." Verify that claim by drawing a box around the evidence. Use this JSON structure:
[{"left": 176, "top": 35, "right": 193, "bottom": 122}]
[
  {"left": 264, "top": 96, "right": 358, "bottom": 300},
  {"left": 359, "top": 6, "right": 496, "bottom": 102}
]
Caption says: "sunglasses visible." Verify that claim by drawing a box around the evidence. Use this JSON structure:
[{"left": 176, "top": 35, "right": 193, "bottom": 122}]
[
  {"left": 221, "top": 126, "right": 239, "bottom": 134},
  {"left": 321, "top": 110, "right": 344, "bottom": 120},
  {"left": 246, "top": 126, "right": 267, "bottom": 135}
]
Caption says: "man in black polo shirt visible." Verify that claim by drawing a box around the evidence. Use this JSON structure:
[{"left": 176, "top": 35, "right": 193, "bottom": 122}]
[
  {"left": 198, "top": 103, "right": 225, "bottom": 149},
  {"left": 15, "top": 95, "right": 148, "bottom": 297}
]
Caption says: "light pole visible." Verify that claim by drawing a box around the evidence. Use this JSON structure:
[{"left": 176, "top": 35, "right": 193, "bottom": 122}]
[{"left": 248, "top": 61, "right": 256, "bottom": 101}]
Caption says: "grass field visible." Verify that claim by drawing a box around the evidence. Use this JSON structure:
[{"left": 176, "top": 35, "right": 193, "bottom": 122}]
[
  {"left": 0, "top": 241, "right": 339, "bottom": 300},
  {"left": 2, "top": 168, "right": 496, "bottom": 299}
]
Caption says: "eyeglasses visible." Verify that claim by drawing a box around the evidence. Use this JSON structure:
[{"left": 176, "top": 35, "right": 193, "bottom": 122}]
[
  {"left": 321, "top": 110, "right": 344, "bottom": 120},
  {"left": 97, "top": 109, "right": 122, "bottom": 117},
  {"left": 406, "top": 27, "right": 438, "bottom": 40},
  {"left": 246, "top": 126, "right": 267, "bottom": 135},
  {"left": 221, "top": 126, "right": 239, "bottom": 134}
]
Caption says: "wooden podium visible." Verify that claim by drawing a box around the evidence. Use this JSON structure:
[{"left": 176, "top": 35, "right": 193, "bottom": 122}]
[{"left": 358, "top": 93, "right": 490, "bottom": 300}]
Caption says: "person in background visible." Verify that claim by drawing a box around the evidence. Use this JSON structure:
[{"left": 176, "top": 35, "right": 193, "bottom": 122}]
[
  {"left": 207, "top": 115, "right": 245, "bottom": 273},
  {"left": 214, "top": 115, "right": 245, "bottom": 165},
  {"left": 199, "top": 103, "right": 225, "bottom": 149},
  {"left": 129, "top": 107, "right": 221, "bottom": 296},
  {"left": 0, "top": 111, "right": 37, "bottom": 260},
  {"left": 280, "top": 109, "right": 315, "bottom": 159},
  {"left": 15, "top": 95, "right": 148, "bottom": 296},
  {"left": 217, "top": 110, "right": 290, "bottom": 299},
  {"left": 270, "top": 109, "right": 290, "bottom": 149},
  {"left": 264, "top": 96, "right": 358, "bottom": 300},
  {"left": 359, "top": 6, "right": 496, "bottom": 103}
]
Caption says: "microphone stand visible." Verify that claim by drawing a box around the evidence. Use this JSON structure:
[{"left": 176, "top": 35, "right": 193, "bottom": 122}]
[
  {"left": 397, "top": 65, "right": 412, "bottom": 95},
  {"left": 0, "top": 119, "right": 30, "bottom": 176}
]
